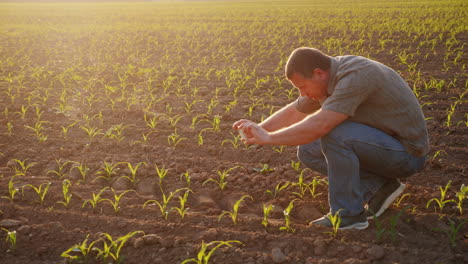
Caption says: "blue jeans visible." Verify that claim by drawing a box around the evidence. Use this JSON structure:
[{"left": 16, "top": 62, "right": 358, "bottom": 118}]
[{"left": 297, "top": 121, "right": 426, "bottom": 216}]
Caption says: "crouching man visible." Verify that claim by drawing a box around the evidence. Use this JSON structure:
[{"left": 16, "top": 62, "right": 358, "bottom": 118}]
[{"left": 233, "top": 47, "right": 428, "bottom": 230}]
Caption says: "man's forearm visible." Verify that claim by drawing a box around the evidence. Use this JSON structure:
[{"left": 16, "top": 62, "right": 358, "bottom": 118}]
[{"left": 259, "top": 102, "right": 308, "bottom": 132}]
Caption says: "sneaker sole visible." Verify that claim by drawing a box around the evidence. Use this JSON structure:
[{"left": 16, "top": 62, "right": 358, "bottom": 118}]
[
  {"left": 367, "top": 183, "right": 405, "bottom": 220},
  {"left": 339, "top": 221, "right": 369, "bottom": 230}
]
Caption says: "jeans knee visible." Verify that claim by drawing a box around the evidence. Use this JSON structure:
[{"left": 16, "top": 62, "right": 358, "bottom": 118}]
[{"left": 296, "top": 143, "right": 327, "bottom": 175}]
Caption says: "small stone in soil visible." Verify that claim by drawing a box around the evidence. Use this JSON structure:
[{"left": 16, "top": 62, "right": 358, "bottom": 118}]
[{"left": 271, "top": 247, "right": 287, "bottom": 263}]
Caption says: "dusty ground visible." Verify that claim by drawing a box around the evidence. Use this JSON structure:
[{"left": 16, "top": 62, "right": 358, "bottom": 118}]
[{"left": 0, "top": 1, "right": 467, "bottom": 264}]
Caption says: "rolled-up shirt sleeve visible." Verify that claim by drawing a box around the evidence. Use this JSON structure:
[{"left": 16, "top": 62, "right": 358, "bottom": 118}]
[{"left": 322, "top": 75, "right": 374, "bottom": 117}]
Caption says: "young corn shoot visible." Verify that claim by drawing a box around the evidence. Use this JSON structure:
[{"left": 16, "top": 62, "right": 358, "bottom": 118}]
[
  {"left": 280, "top": 199, "right": 298, "bottom": 233},
  {"left": 57, "top": 179, "right": 73, "bottom": 207},
  {"left": 308, "top": 176, "right": 327, "bottom": 199},
  {"left": 454, "top": 184, "right": 467, "bottom": 215},
  {"left": 388, "top": 207, "right": 408, "bottom": 241},
  {"left": 181, "top": 240, "right": 244, "bottom": 264},
  {"left": 393, "top": 193, "right": 411, "bottom": 208},
  {"left": 426, "top": 180, "right": 455, "bottom": 213},
  {"left": 94, "top": 161, "right": 124, "bottom": 183},
  {"left": 94, "top": 231, "right": 144, "bottom": 263},
  {"left": 118, "top": 162, "right": 147, "bottom": 185},
  {"left": 2, "top": 176, "right": 20, "bottom": 202},
  {"left": 143, "top": 187, "right": 188, "bottom": 220},
  {"left": 1, "top": 228, "right": 17, "bottom": 251},
  {"left": 325, "top": 209, "right": 342, "bottom": 237},
  {"left": 155, "top": 164, "right": 169, "bottom": 186},
  {"left": 265, "top": 181, "right": 290, "bottom": 199},
  {"left": 61, "top": 121, "right": 77, "bottom": 140},
  {"left": 172, "top": 189, "right": 192, "bottom": 219},
  {"left": 99, "top": 188, "right": 135, "bottom": 213},
  {"left": 47, "top": 159, "right": 74, "bottom": 179},
  {"left": 82, "top": 187, "right": 109, "bottom": 210},
  {"left": 71, "top": 161, "right": 90, "bottom": 183},
  {"left": 168, "top": 129, "right": 187, "bottom": 149},
  {"left": 203, "top": 166, "right": 240, "bottom": 190},
  {"left": 61, "top": 234, "right": 99, "bottom": 262},
  {"left": 262, "top": 204, "right": 274, "bottom": 228},
  {"left": 218, "top": 195, "right": 253, "bottom": 224},
  {"left": 22, "top": 182, "right": 51, "bottom": 205},
  {"left": 444, "top": 218, "right": 466, "bottom": 248},
  {"left": 221, "top": 132, "right": 242, "bottom": 149},
  {"left": 180, "top": 170, "right": 191, "bottom": 187},
  {"left": 9, "top": 158, "right": 37, "bottom": 176}
]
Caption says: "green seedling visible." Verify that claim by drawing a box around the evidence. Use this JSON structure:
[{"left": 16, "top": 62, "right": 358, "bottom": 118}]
[
  {"left": 1, "top": 176, "right": 20, "bottom": 202},
  {"left": 1, "top": 228, "right": 17, "bottom": 251},
  {"left": 144, "top": 187, "right": 188, "bottom": 220},
  {"left": 133, "top": 130, "right": 156, "bottom": 145},
  {"left": 203, "top": 166, "right": 240, "bottom": 190},
  {"left": 180, "top": 170, "right": 191, "bottom": 187},
  {"left": 393, "top": 193, "right": 411, "bottom": 208},
  {"left": 442, "top": 218, "right": 466, "bottom": 248},
  {"left": 190, "top": 114, "right": 208, "bottom": 129},
  {"left": 272, "top": 145, "right": 285, "bottom": 153},
  {"left": 218, "top": 195, "right": 253, "bottom": 224},
  {"left": 118, "top": 162, "right": 147, "bottom": 185},
  {"left": 265, "top": 181, "right": 290, "bottom": 199},
  {"left": 387, "top": 207, "right": 407, "bottom": 241},
  {"left": 17, "top": 105, "right": 29, "bottom": 119},
  {"left": 172, "top": 189, "right": 192, "bottom": 219},
  {"left": 166, "top": 114, "right": 183, "bottom": 128},
  {"left": 47, "top": 159, "right": 74, "bottom": 179},
  {"left": 24, "top": 120, "right": 48, "bottom": 142},
  {"left": 71, "top": 161, "right": 90, "bottom": 183},
  {"left": 280, "top": 199, "right": 298, "bottom": 233},
  {"left": 57, "top": 179, "right": 73, "bottom": 207},
  {"left": 291, "top": 160, "right": 301, "bottom": 172},
  {"left": 61, "top": 234, "right": 99, "bottom": 262},
  {"left": 155, "top": 164, "right": 169, "bottom": 186},
  {"left": 143, "top": 113, "right": 159, "bottom": 130},
  {"left": 206, "top": 98, "right": 219, "bottom": 114},
  {"left": 22, "top": 182, "right": 51, "bottom": 205},
  {"left": 82, "top": 187, "right": 109, "bottom": 210},
  {"left": 308, "top": 176, "right": 327, "bottom": 199},
  {"left": 104, "top": 123, "right": 133, "bottom": 143},
  {"left": 262, "top": 204, "right": 274, "bottom": 228},
  {"left": 181, "top": 240, "right": 244, "bottom": 264},
  {"left": 198, "top": 127, "right": 213, "bottom": 146},
  {"left": 373, "top": 214, "right": 386, "bottom": 241},
  {"left": 99, "top": 188, "right": 135, "bottom": 213},
  {"left": 199, "top": 115, "right": 221, "bottom": 132},
  {"left": 221, "top": 132, "right": 242, "bottom": 149},
  {"left": 61, "top": 121, "right": 77, "bottom": 139},
  {"left": 80, "top": 125, "right": 103, "bottom": 141},
  {"left": 292, "top": 169, "right": 313, "bottom": 199},
  {"left": 253, "top": 163, "right": 275, "bottom": 174},
  {"left": 454, "top": 184, "right": 467, "bottom": 215},
  {"left": 6, "top": 122, "right": 13, "bottom": 136},
  {"left": 181, "top": 99, "right": 202, "bottom": 113},
  {"left": 426, "top": 180, "right": 455, "bottom": 213},
  {"left": 167, "top": 129, "right": 187, "bottom": 149},
  {"left": 94, "top": 231, "right": 144, "bottom": 263},
  {"left": 9, "top": 158, "right": 37, "bottom": 176},
  {"left": 324, "top": 209, "right": 342, "bottom": 237},
  {"left": 94, "top": 161, "right": 124, "bottom": 183}
]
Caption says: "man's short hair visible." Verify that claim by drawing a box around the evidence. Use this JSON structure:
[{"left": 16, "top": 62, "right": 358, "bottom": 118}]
[{"left": 285, "top": 47, "right": 331, "bottom": 79}]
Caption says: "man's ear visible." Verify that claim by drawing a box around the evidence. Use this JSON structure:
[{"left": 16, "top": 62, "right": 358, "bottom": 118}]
[{"left": 313, "top": 68, "right": 327, "bottom": 80}]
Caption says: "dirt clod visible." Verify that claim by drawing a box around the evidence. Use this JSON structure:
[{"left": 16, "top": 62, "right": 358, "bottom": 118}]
[{"left": 365, "top": 245, "right": 385, "bottom": 261}]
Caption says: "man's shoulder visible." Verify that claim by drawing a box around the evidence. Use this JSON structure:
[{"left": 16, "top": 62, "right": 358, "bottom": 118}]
[{"left": 333, "top": 55, "right": 393, "bottom": 82}]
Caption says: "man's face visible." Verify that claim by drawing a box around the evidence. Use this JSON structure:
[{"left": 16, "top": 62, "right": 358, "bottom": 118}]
[{"left": 289, "top": 72, "right": 328, "bottom": 100}]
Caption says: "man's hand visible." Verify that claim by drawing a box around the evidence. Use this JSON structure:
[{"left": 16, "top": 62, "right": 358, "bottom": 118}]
[{"left": 232, "top": 119, "right": 271, "bottom": 145}]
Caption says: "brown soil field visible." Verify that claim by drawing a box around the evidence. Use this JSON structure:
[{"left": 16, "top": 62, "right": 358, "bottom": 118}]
[{"left": 0, "top": 1, "right": 467, "bottom": 264}]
